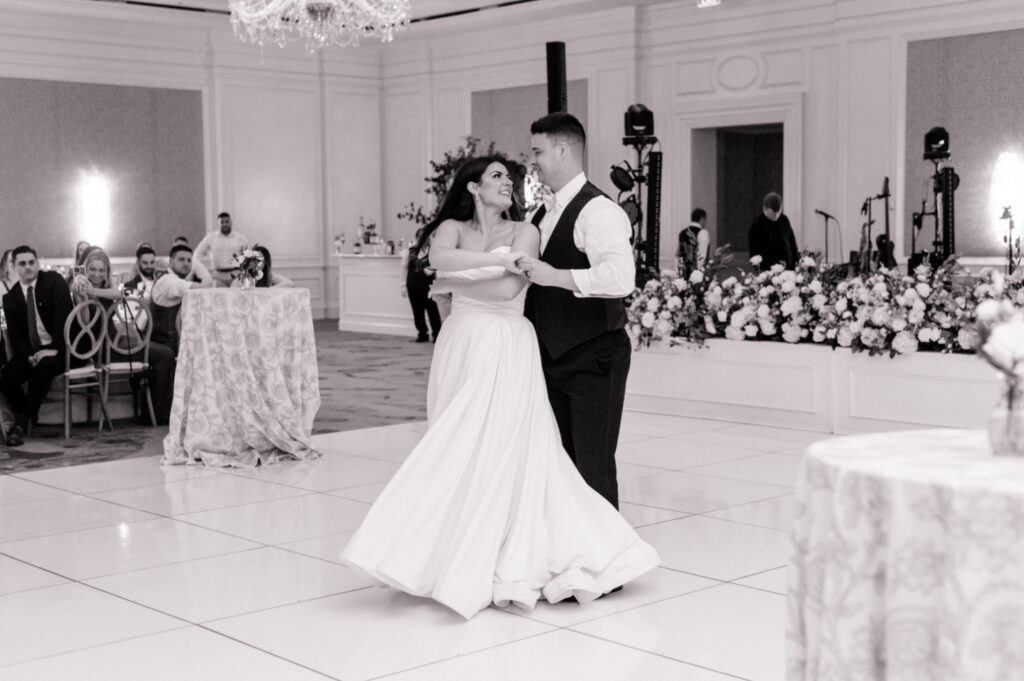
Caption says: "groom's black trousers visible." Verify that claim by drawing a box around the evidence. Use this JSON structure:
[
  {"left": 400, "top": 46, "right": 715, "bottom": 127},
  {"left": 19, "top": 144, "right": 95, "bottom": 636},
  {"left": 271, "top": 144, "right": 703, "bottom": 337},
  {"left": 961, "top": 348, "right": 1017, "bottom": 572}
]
[{"left": 539, "top": 329, "right": 631, "bottom": 509}]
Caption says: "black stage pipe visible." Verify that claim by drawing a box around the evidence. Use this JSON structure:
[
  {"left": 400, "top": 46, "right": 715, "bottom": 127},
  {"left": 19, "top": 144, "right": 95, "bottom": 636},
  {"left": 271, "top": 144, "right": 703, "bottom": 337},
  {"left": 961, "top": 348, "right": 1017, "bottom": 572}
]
[{"left": 546, "top": 42, "right": 567, "bottom": 113}]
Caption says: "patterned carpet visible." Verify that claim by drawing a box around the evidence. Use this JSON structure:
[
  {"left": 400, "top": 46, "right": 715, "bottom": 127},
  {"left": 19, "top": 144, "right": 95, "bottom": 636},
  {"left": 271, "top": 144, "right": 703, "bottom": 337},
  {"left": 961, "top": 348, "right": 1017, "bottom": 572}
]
[{"left": 0, "top": 320, "right": 433, "bottom": 474}]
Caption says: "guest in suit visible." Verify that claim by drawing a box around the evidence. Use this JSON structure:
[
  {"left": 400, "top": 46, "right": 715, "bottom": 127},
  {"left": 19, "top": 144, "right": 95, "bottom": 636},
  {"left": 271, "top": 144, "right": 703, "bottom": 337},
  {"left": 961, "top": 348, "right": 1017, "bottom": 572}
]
[
  {"left": 0, "top": 245, "right": 75, "bottom": 442},
  {"left": 515, "top": 112, "right": 636, "bottom": 510},
  {"left": 123, "top": 244, "right": 161, "bottom": 298}
]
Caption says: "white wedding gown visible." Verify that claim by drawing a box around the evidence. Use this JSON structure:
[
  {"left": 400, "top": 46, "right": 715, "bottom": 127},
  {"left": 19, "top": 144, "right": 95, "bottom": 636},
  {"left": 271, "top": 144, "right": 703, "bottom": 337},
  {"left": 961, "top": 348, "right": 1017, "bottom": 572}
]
[{"left": 340, "top": 249, "right": 659, "bottom": 619}]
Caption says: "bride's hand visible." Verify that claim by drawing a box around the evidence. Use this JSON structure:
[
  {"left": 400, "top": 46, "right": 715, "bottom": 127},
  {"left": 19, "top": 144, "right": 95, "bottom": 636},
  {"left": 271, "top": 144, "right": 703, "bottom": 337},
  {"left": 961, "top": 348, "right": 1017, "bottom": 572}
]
[
  {"left": 501, "top": 251, "right": 528, "bottom": 273},
  {"left": 429, "top": 281, "right": 452, "bottom": 299}
]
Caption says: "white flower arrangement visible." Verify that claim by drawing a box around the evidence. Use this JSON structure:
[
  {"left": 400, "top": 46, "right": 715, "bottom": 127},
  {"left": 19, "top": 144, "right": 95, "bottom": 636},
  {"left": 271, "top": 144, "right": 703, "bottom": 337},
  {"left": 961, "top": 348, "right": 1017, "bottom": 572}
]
[
  {"left": 231, "top": 245, "right": 264, "bottom": 283},
  {"left": 627, "top": 251, "right": 1024, "bottom": 358}
]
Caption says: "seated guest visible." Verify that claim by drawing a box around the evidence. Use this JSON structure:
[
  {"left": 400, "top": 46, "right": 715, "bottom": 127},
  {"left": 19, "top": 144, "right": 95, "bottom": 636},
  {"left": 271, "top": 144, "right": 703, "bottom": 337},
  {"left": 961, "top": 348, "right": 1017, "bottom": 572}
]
[
  {"left": 1, "top": 249, "right": 16, "bottom": 297},
  {"left": 151, "top": 244, "right": 212, "bottom": 356},
  {"left": 161, "top": 236, "right": 210, "bottom": 284},
  {"left": 73, "top": 240, "right": 91, "bottom": 266},
  {"left": 70, "top": 248, "right": 123, "bottom": 306},
  {"left": 72, "top": 248, "right": 177, "bottom": 425},
  {"left": 251, "top": 245, "right": 293, "bottom": 288},
  {"left": 1, "top": 331, "right": 17, "bottom": 445},
  {"left": 0, "top": 245, "right": 75, "bottom": 443},
  {"left": 123, "top": 244, "right": 162, "bottom": 297}
]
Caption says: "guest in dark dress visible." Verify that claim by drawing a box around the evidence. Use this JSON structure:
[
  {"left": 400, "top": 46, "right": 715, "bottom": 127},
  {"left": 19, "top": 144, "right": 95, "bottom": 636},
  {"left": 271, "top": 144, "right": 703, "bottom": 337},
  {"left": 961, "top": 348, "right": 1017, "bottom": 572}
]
[{"left": 401, "top": 228, "right": 442, "bottom": 342}]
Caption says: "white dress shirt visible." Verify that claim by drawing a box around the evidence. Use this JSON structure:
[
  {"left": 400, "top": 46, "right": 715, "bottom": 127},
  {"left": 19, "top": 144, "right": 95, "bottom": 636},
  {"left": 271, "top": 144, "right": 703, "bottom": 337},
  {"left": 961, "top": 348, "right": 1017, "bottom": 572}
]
[
  {"left": 194, "top": 231, "right": 249, "bottom": 271},
  {"left": 151, "top": 273, "right": 194, "bottom": 307},
  {"left": 534, "top": 172, "right": 636, "bottom": 298}
]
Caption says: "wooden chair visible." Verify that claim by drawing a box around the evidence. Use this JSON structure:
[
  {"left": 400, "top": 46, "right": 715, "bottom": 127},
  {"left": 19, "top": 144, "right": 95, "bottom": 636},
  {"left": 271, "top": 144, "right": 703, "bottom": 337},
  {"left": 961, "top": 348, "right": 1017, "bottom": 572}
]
[
  {"left": 103, "top": 296, "right": 157, "bottom": 427},
  {"left": 61, "top": 299, "right": 111, "bottom": 439}
]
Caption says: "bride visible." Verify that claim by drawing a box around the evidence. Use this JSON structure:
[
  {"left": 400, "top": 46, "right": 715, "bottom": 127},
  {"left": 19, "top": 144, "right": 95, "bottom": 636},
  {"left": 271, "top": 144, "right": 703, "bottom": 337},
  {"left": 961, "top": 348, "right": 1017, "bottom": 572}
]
[{"left": 340, "top": 156, "right": 659, "bottom": 620}]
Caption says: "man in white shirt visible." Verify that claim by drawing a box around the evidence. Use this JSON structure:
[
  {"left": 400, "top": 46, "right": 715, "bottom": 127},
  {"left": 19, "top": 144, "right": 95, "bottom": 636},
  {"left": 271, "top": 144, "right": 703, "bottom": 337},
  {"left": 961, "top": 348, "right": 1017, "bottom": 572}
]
[
  {"left": 516, "top": 112, "right": 636, "bottom": 513},
  {"left": 150, "top": 244, "right": 212, "bottom": 356},
  {"left": 193, "top": 212, "right": 248, "bottom": 287}
]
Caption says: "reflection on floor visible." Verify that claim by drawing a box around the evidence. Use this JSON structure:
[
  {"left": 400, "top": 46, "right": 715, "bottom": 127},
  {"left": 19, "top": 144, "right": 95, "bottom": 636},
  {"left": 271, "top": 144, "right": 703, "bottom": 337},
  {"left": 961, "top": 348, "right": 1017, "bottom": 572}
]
[{"left": 0, "top": 413, "right": 835, "bottom": 680}]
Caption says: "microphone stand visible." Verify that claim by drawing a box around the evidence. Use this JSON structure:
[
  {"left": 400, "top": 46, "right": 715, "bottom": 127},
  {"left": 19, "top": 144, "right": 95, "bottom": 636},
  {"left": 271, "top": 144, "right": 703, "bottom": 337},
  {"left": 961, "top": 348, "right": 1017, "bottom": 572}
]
[
  {"left": 861, "top": 197, "right": 874, "bottom": 274},
  {"left": 819, "top": 212, "right": 830, "bottom": 264}
]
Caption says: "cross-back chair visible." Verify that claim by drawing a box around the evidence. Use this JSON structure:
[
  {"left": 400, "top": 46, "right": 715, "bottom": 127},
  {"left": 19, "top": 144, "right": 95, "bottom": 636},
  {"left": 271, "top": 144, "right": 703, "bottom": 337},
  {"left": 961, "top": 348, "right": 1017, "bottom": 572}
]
[
  {"left": 61, "top": 299, "right": 111, "bottom": 439},
  {"left": 103, "top": 295, "right": 157, "bottom": 427}
]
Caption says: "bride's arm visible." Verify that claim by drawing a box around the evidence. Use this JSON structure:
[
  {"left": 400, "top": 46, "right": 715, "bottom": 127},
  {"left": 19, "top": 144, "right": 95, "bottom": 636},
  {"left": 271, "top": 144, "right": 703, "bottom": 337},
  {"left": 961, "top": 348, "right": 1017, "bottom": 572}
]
[
  {"left": 427, "top": 220, "right": 519, "bottom": 272},
  {"left": 430, "top": 224, "right": 540, "bottom": 302}
]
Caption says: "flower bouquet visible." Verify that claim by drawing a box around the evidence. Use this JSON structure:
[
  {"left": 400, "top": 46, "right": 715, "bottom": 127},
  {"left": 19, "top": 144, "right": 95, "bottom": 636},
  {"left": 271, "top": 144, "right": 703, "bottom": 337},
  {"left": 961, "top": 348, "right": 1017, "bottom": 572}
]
[
  {"left": 974, "top": 298, "right": 1024, "bottom": 456},
  {"left": 232, "top": 245, "right": 264, "bottom": 289}
]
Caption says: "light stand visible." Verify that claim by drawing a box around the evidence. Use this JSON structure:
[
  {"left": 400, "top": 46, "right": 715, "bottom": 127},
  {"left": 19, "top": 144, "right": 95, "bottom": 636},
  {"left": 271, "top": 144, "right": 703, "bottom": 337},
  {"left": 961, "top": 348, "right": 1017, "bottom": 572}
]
[
  {"left": 1001, "top": 206, "right": 1019, "bottom": 275},
  {"left": 611, "top": 104, "right": 661, "bottom": 284}
]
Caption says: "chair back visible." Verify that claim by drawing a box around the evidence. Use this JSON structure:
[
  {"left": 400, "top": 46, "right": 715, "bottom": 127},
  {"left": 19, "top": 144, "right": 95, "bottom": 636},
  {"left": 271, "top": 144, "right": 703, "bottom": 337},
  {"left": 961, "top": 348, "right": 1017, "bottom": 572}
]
[
  {"left": 65, "top": 299, "right": 107, "bottom": 369},
  {"left": 107, "top": 296, "right": 152, "bottom": 362}
]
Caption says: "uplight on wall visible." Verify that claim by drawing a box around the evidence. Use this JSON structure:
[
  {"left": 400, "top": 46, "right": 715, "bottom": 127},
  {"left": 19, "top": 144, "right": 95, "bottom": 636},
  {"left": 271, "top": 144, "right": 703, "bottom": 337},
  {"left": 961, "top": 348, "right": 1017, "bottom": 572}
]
[
  {"left": 698, "top": 0, "right": 721, "bottom": 7},
  {"left": 78, "top": 170, "right": 111, "bottom": 246}
]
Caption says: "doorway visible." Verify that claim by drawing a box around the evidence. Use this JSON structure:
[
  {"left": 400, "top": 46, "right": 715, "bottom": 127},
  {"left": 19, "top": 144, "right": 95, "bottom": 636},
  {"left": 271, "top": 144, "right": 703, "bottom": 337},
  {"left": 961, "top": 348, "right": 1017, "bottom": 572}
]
[{"left": 690, "top": 123, "right": 783, "bottom": 268}]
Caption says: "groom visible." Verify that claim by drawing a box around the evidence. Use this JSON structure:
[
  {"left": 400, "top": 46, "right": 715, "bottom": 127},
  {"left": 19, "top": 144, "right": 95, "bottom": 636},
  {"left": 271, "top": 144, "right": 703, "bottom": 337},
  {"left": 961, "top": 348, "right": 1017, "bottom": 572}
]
[{"left": 517, "top": 112, "right": 635, "bottom": 509}]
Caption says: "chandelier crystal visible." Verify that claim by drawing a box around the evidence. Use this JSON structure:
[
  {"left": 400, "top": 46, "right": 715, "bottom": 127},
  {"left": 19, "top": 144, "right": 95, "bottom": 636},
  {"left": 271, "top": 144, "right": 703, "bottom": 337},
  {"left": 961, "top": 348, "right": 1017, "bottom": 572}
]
[{"left": 229, "top": 0, "right": 411, "bottom": 50}]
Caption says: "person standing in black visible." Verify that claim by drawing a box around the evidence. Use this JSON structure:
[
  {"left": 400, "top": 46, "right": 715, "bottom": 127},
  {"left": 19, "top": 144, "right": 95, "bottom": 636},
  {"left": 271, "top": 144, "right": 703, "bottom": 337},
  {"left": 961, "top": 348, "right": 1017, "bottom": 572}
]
[
  {"left": 0, "top": 245, "right": 75, "bottom": 442},
  {"left": 401, "top": 228, "right": 442, "bottom": 342},
  {"left": 748, "top": 192, "right": 799, "bottom": 270},
  {"left": 515, "top": 112, "right": 636, "bottom": 510}
]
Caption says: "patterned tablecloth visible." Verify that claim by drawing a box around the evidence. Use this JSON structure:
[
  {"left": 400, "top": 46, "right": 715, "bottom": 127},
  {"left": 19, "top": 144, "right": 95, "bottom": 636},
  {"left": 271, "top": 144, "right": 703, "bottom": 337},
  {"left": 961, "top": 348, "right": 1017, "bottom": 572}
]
[
  {"left": 162, "top": 287, "right": 321, "bottom": 468},
  {"left": 787, "top": 429, "right": 1024, "bottom": 681}
]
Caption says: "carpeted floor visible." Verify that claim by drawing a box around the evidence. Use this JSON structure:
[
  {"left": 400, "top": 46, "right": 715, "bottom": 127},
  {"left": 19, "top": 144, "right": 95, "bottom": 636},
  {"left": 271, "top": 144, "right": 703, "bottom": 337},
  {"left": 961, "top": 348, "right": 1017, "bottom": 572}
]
[{"left": 0, "top": 320, "right": 433, "bottom": 474}]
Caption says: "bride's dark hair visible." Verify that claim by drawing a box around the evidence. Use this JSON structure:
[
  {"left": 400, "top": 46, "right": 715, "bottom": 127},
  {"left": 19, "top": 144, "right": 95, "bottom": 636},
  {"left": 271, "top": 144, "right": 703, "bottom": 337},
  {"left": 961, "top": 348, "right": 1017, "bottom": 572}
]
[{"left": 414, "top": 155, "right": 525, "bottom": 270}]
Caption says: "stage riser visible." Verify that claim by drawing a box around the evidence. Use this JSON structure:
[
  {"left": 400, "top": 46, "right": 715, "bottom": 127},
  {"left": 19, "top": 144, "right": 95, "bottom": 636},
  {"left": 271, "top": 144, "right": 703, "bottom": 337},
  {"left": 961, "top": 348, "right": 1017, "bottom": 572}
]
[{"left": 626, "top": 340, "right": 1000, "bottom": 434}]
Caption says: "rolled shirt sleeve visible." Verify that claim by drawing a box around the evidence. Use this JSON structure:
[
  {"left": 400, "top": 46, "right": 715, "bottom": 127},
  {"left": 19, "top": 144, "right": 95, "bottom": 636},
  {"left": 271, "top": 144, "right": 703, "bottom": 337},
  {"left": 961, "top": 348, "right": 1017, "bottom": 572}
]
[{"left": 570, "top": 197, "right": 636, "bottom": 298}]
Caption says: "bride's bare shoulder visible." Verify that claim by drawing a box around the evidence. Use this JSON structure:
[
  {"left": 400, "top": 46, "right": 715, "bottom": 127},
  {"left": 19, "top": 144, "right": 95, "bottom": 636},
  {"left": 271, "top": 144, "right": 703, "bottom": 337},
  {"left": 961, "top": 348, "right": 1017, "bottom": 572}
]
[
  {"left": 511, "top": 221, "right": 538, "bottom": 241},
  {"left": 433, "top": 219, "right": 468, "bottom": 244}
]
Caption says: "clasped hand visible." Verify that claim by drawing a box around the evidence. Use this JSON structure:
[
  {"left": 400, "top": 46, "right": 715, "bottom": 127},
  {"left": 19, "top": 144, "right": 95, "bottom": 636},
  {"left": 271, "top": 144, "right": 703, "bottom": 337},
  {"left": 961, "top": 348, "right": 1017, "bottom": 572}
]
[
  {"left": 428, "top": 252, "right": 528, "bottom": 300},
  {"left": 512, "top": 255, "right": 559, "bottom": 287}
]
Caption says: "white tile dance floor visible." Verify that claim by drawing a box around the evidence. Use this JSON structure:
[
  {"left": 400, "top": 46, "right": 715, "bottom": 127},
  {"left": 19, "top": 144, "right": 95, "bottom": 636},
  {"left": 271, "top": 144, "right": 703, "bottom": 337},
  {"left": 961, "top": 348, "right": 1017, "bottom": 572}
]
[{"left": 0, "top": 414, "right": 836, "bottom": 680}]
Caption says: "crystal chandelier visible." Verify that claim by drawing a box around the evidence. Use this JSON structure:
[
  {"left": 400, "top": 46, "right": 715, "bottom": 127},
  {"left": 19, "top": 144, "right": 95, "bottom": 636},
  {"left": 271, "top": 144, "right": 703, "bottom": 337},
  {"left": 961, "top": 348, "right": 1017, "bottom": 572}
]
[{"left": 229, "top": 0, "right": 411, "bottom": 50}]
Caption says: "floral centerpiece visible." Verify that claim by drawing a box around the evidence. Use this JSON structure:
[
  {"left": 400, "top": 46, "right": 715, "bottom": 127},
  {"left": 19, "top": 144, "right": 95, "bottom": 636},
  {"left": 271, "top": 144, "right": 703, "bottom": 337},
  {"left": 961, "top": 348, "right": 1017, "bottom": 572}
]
[
  {"left": 232, "top": 245, "right": 264, "bottom": 289},
  {"left": 974, "top": 296, "right": 1024, "bottom": 455}
]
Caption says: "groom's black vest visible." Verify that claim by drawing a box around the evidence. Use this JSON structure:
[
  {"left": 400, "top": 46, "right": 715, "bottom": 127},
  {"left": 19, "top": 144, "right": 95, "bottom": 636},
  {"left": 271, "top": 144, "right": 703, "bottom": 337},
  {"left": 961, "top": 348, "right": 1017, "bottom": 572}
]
[{"left": 524, "top": 181, "right": 628, "bottom": 359}]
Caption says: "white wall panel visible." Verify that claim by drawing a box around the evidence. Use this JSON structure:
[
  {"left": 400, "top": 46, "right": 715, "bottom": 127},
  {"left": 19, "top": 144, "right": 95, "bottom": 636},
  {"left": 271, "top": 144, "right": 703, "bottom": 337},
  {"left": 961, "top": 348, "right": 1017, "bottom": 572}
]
[{"left": 218, "top": 79, "right": 323, "bottom": 260}]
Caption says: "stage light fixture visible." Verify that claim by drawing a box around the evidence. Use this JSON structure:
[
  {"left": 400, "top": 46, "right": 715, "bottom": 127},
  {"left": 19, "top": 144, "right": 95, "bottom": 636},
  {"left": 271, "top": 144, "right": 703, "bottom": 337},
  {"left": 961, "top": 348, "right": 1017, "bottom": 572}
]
[
  {"left": 624, "top": 104, "right": 654, "bottom": 138},
  {"left": 924, "top": 127, "right": 950, "bottom": 160}
]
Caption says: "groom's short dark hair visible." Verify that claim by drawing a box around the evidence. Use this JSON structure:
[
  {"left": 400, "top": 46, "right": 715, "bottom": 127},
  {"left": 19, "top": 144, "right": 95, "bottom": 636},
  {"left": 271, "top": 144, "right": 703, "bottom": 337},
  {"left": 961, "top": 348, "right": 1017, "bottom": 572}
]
[{"left": 531, "top": 112, "right": 586, "bottom": 151}]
